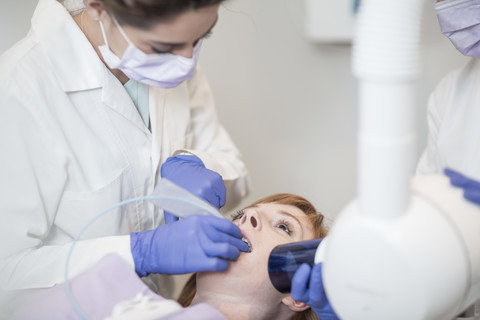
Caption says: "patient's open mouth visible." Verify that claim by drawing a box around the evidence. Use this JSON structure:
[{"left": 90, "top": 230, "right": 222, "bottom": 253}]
[{"left": 241, "top": 236, "right": 252, "bottom": 253}]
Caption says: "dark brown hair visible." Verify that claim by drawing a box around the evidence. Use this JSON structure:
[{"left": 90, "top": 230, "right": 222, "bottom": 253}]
[
  {"left": 178, "top": 193, "right": 327, "bottom": 320},
  {"left": 99, "top": 0, "right": 226, "bottom": 29}
]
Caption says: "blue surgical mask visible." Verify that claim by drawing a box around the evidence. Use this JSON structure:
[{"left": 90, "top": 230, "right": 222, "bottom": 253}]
[{"left": 436, "top": 0, "right": 480, "bottom": 57}]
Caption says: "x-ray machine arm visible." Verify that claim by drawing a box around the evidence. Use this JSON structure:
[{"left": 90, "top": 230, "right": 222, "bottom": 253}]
[{"left": 321, "top": 0, "right": 480, "bottom": 319}]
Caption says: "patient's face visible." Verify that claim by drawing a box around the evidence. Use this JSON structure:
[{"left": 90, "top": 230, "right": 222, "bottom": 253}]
[
  {"left": 195, "top": 202, "right": 315, "bottom": 304},
  {"left": 232, "top": 202, "right": 315, "bottom": 260}
]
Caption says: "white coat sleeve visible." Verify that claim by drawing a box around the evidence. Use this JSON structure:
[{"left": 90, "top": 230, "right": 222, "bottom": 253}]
[
  {"left": 175, "top": 67, "right": 251, "bottom": 212},
  {"left": 415, "top": 67, "right": 459, "bottom": 175},
  {"left": 416, "top": 58, "right": 478, "bottom": 175},
  {"left": 416, "top": 89, "right": 443, "bottom": 174},
  {"left": 0, "top": 90, "right": 134, "bottom": 294}
]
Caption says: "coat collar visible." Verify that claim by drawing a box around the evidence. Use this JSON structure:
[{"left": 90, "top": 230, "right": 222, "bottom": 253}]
[
  {"left": 31, "top": 0, "right": 151, "bottom": 134},
  {"left": 31, "top": 0, "right": 105, "bottom": 92}
]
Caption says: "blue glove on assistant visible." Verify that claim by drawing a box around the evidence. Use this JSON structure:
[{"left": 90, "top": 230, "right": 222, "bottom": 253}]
[
  {"left": 291, "top": 263, "right": 340, "bottom": 320},
  {"left": 161, "top": 155, "right": 226, "bottom": 223},
  {"left": 445, "top": 168, "right": 480, "bottom": 206},
  {"left": 130, "top": 215, "right": 248, "bottom": 276}
]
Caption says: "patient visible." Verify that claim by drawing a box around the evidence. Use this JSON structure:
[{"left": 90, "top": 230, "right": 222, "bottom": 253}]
[
  {"left": 12, "top": 193, "right": 328, "bottom": 320},
  {"left": 178, "top": 193, "right": 328, "bottom": 320}
]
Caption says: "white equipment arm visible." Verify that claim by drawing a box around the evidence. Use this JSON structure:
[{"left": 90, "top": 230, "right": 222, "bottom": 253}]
[{"left": 321, "top": 0, "right": 480, "bottom": 319}]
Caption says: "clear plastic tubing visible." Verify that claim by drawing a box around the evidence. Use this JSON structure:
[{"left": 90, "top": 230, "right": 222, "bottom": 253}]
[{"left": 268, "top": 238, "right": 323, "bottom": 293}]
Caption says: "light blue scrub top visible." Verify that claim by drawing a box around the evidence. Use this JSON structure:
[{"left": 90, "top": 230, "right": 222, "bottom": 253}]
[{"left": 124, "top": 79, "right": 150, "bottom": 131}]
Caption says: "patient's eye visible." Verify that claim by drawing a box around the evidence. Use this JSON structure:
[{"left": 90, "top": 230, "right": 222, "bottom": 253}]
[
  {"left": 231, "top": 209, "right": 245, "bottom": 221},
  {"left": 277, "top": 220, "right": 292, "bottom": 236}
]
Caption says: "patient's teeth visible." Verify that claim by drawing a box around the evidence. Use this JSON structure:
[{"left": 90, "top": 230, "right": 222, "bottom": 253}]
[{"left": 241, "top": 237, "right": 252, "bottom": 253}]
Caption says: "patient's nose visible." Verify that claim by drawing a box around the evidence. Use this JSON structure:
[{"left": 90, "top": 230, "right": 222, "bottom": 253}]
[
  {"left": 250, "top": 216, "right": 257, "bottom": 228},
  {"left": 239, "top": 211, "right": 261, "bottom": 230}
]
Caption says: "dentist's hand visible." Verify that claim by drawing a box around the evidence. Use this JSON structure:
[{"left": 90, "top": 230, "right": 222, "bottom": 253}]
[
  {"left": 130, "top": 215, "right": 248, "bottom": 276},
  {"left": 291, "top": 263, "right": 340, "bottom": 320},
  {"left": 445, "top": 168, "right": 480, "bottom": 206},
  {"left": 161, "top": 155, "right": 226, "bottom": 223}
]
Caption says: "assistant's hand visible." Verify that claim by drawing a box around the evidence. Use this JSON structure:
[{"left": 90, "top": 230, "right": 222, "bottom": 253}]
[
  {"left": 130, "top": 215, "right": 248, "bottom": 276},
  {"left": 444, "top": 168, "right": 480, "bottom": 205},
  {"left": 291, "top": 263, "right": 339, "bottom": 320},
  {"left": 161, "top": 155, "right": 226, "bottom": 223}
]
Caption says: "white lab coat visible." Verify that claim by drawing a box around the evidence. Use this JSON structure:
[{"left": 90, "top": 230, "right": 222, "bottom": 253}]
[
  {"left": 0, "top": 0, "right": 249, "bottom": 297},
  {"left": 417, "top": 58, "right": 480, "bottom": 319},
  {"left": 417, "top": 57, "right": 480, "bottom": 180}
]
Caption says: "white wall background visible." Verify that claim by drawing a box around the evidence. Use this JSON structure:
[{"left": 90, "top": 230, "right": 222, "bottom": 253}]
[{"left": 0, "top": 0, "right": 468, "bottom": 224}]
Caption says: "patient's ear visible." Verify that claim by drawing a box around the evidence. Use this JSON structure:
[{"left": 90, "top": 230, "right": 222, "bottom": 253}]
[{"left": 282, "top": 296, "right": 310, "bottom": 312}]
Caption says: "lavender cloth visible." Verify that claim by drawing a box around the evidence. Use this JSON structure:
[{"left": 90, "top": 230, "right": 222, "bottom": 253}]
[{"left": 12, "top": 254, "right": 226, "bottom": 320}]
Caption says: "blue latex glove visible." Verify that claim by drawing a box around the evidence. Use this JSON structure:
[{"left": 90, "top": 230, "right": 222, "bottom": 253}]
[
  {"left": 445, "top": 168, "right": 480, "bottom": 206},
  {"left": 130, "top": 215, "right": 248, "bottom": 276},
  {"left": 291, "top": 263, "right": 340, "bottom": 320},
  {"left": 161, "top": 155, "right": 226, "bottom": 223}
]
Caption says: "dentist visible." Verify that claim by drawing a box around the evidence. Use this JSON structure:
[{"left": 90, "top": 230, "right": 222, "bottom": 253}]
[{"left": 0, "top": 0, "right": 250, "bottom": 313}]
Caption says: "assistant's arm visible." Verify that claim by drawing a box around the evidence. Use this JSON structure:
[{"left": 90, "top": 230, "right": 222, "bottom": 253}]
[{"left": 416, "top": 82, "right": 443, "bottom": 175}]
